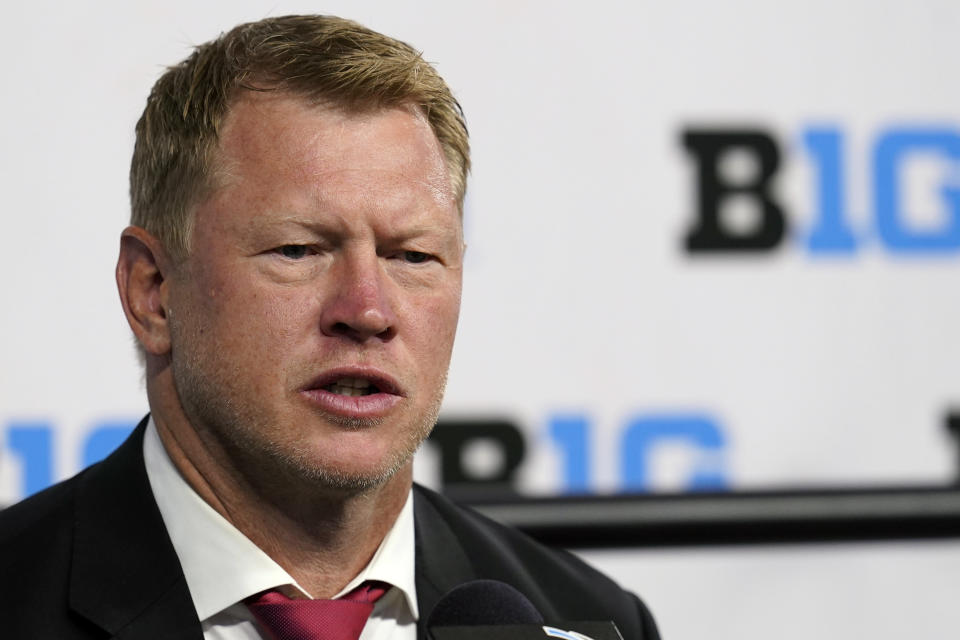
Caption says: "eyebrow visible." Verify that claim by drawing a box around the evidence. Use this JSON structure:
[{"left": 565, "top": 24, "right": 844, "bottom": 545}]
[{"left": 257, "top": 215, "right": 461, "bottom": 243}]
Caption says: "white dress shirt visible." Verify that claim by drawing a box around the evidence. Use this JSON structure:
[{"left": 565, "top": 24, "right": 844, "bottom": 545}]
[{"left": 142, "top": 418, "right": 418, "bottom": 640}]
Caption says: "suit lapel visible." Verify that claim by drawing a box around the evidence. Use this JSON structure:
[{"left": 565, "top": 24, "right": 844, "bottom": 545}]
[
  {"left": 68, "top": 418, "right": 202, "bottom": 639},
  {"left": 413, "top": 486, "right": 477, "bottom": 639}
]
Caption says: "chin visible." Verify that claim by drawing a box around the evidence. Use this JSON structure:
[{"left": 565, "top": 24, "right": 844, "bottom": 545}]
[
  {"left": 300, "top": 462, "right": 407, "bottom": 494},
  {"left": 272, "top": 445, "right": 414, "bottom": 494}
]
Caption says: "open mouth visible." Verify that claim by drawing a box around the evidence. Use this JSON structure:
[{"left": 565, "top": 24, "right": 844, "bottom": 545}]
[
  {"left": 324, "top": 377, "right": 381, "bottom": 397},
  {"left": 302, "top": 370, "right": 403, "bottom": 417}
]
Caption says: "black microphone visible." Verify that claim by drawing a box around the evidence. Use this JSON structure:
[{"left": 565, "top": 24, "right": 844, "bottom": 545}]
[
  {"left": 426, "top": 580, "right": 624, "bottom": 640},
  {"left": 427, "top": 580, "right": 545, "bottom": 627}
]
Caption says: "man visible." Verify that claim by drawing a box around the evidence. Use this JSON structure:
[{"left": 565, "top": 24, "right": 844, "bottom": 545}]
[{"left": 0, "top": 15, "right": 659, "bottom": 640}]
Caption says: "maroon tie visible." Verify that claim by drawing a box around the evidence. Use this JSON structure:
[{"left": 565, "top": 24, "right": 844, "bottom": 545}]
[{"left": 247, "top": 581, "right": 390, "bottom": 640}]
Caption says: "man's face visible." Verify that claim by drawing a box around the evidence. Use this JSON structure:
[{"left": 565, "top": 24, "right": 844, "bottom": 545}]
[{"left": 164, "top": 94, "right": 463, "bottom": 492}]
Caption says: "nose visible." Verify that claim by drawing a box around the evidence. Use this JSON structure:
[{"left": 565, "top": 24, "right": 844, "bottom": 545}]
[{"left": 319, "top": 253, "right": 396, "bottom": 343}]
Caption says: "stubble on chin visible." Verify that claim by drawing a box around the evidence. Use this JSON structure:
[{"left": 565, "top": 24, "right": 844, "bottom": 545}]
[
  {"left": 171, "top": 346, "right": 448, "bottom": 496},
  {"left": 259, "top": 375, "right": 448, "bottom": 493}
]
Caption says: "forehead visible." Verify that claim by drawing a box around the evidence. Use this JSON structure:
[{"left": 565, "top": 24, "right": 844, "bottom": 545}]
[{"left": 213, "top": 92, "right": 454, "bottom": 201}]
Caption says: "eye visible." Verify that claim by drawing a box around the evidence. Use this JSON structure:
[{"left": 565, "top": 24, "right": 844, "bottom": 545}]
[
  {"left": 400, "top": 250, "right": 432, "bottom": 264},
  {"left": 275, "top": 245, "right": 312, "bottom": 260}
]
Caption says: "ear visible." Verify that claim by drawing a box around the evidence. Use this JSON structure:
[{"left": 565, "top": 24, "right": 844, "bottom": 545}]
[{"left": 116, "top": 226, "right": 174, "bottom": 356}]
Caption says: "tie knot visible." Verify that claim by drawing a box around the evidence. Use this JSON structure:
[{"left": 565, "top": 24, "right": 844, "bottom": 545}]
[
  {"left": 339, "top": 581, "right": 389, "bottom": 605},
  {"left": 247, "top": 581, "right": 390, "bottom": 640}
]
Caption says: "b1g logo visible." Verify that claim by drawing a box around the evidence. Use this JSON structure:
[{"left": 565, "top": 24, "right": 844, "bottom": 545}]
[
  {"left": 682, "top": 126, "right": 960, "bottom": 254},
  {"left": 2, "top": 411, "right": 727, "bottom": 504}
]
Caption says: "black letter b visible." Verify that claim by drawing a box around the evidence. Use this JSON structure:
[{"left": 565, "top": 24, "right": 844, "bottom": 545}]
[{"left": 683, "top": 129, "right": 786, "bottom": 252}]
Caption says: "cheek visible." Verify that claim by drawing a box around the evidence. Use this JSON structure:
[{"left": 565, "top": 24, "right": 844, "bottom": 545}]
[
  {"left": 409, "top": 290, "right": 462, "bottom": 365},
  {"left": 188, "top": 273, "right": 315, "bottom": 359},
  {"left": 235, "top": 289, "right": 318, "bottom": 357}
]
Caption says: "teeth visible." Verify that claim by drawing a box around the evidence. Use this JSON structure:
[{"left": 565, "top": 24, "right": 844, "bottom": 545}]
[{"left": 325, "top": 377, "right": 375, "bottom": 397}]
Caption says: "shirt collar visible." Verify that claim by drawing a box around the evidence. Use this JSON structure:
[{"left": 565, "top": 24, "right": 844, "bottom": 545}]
[{"left": 142, "top": 417, "right": 419, "bottom": 621}]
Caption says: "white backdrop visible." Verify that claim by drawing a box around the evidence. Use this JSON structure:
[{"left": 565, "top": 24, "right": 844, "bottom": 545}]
[{"left": 2, "top": 1, "right": 959, "bottom": 637}]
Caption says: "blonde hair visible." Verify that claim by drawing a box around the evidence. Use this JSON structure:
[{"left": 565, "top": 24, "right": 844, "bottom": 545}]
[{"left": 130, "top": 14, "right": 470, "bottom": 259}]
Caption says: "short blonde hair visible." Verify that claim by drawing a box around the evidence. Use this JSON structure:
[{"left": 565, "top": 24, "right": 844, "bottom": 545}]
[{"left": 130, "top": 14, "right": 470, "bottom": 260}]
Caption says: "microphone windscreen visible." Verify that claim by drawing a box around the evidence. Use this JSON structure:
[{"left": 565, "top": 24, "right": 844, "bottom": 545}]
[{"left": 427, "top": 580, "right": 545, "bottom": 627}]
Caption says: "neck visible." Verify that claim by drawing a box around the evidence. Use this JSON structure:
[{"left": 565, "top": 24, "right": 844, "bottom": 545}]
[{"left": 229, "top": 469, "right": 411, "bottom": 598}]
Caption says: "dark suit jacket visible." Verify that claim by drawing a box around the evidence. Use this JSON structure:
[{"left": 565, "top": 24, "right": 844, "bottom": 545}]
[{"left": 0, "top": 421, "right": 659, "bottom": 639}]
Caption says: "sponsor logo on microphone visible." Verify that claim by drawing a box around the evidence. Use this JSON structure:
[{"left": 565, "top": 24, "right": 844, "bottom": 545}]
[{"left": 543, "top": 626, "right": 597, "bottom": 640}]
